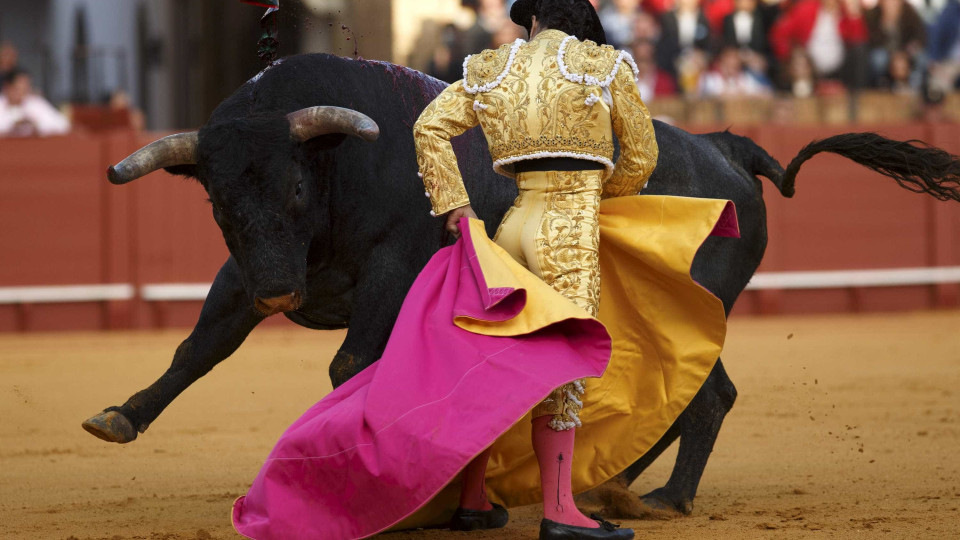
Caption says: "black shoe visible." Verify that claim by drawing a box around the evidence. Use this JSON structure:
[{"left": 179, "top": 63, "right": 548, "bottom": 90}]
[
  {"left": 449, "top": 503, "right": 509, "bottom": 531},
  {"left": 539, "top": 514, "right": 634, "bottom": 540}
]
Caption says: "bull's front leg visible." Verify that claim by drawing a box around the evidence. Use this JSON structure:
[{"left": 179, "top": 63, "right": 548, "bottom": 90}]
[
  {"left": 82, "top": 258, "right": 264, "bottom": 443},
  {"left": 328, "top": 253, "right": 414, "bottom": 388}
]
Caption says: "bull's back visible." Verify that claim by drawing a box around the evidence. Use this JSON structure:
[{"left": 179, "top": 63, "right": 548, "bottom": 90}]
[
  {"left": 211, "top": 54, "right": 446, "bottom": 128},
  {"left": 642, "top": 121, "right": 768, "bottom": 311}
]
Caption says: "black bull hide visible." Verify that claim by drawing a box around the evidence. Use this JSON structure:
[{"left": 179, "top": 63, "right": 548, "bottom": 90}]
[{"left": 82, "top": 53, "right": 960, "bottom": 517}]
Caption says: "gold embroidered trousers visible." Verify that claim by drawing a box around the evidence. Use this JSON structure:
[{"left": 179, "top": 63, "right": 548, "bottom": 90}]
[{"left": 493, "top": 169, "right": 602, "bottom": 431}]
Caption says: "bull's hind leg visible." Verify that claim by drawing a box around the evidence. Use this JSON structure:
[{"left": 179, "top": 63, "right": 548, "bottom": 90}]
[
  {"left": 578, "top": 359, "right": 737, "bottom": 517},
  {"left": 82, "top": 258, "right": 263, "bottom": 443},
  {"left": 575, "top": 422, "right": 682, "bottom": 519},
  {"left": 634, "top": 359, "right": 737, "bottom": 514}
]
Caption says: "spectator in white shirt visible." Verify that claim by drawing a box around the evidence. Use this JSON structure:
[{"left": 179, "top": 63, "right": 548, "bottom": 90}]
[
  {"left": 0, "top": 68, "right": 70, "bottom": 137},
  {"left": 698, "top": 46, "right": 774, "bottom": 97},
  {"left": 658, "top": 0, "right": 712, "bottom": 81}
]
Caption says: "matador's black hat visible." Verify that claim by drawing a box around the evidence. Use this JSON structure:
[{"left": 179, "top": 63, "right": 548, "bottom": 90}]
[{"left": 509, "top": 0, "right": 607, "bottom": 45}]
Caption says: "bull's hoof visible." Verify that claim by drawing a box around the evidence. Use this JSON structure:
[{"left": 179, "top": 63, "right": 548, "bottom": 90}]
[
  {"left": 575, "top": 477, "right": 677, "bottom": 520},
  {"left": 576, "top": 477, "right": 649, "bottom": 519},
  {"left": 329, "top": 351, "right": 365, "bottom": 388},
  {"left": 82, "top": 410, "right": 137, "bottom": 443},
  {"left": 639, "top": 488, "right": 693, "bottom": 517}
]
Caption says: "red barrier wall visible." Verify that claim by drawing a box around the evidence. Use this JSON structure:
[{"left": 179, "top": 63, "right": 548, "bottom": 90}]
[
  {"left": 730, "top": 123, "right": 960, "bottom": 315},
  {"left": 1, "top": 125, "right": 958, "bottom": 331}
]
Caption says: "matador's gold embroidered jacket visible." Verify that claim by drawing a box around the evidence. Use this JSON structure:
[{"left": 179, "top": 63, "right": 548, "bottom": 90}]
[{"left": 414, "top": 29, "right": 659, "bottom": 216}]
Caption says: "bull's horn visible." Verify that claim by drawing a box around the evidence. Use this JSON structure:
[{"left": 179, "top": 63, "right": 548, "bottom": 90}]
[
  {"left": 107, "top": 132, "right": 199, "bottom": 184},
  {"left": 287, "top": 106, "right": 379, "bottom": 143}
]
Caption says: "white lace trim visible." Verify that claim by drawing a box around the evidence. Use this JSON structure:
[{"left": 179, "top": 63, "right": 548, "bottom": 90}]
[
  {"left": 548, "top": 414, "right": 581, "bottom": 431},
  {"left": 557, "top": 35, "right": 640, "bottom": 88},
  {"left": 493, "top": 150, "right": 614, "bottom": 178},
  {"left": 620, "top": 50, "right": 641, "bottom": 80},
  {"left": 564, "top": 389, "right": 584, "bottom": 408},
  {"left": 462, "top": 38, "right": 526, "bottom": 95}
]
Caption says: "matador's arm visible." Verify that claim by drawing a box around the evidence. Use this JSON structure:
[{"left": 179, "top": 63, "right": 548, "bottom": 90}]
[
  {"left": 604, "top": 61, "right": 659, "bottom": 199},
  {"left": 413, "top": 81, "right": 479, "bottom": 216}
]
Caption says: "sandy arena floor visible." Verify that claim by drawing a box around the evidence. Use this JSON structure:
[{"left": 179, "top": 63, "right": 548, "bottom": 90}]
[{"left": 1, "top": 311, "right": 958, "bottom": 539}]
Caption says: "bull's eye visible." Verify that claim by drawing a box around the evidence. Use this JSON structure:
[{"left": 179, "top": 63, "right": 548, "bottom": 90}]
[{"left": 295, "top": 181, "right": 303, "bottom": 199}]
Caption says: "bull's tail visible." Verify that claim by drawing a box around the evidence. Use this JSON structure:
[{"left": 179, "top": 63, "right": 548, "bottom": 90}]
[
  {"left": 703, "top": 131, "right": 790, "bottom": 195},
  {"left": 781, "top": 132, "right": 960, "bottom": 201}
]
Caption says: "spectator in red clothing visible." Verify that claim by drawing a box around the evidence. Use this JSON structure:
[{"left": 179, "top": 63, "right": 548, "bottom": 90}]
[
  {"left": 702, "top": 0, "right": 735, "bottom": 37},
  {"left": 643, "top": 0, "right": 676, "bottom": 19},
  {"left": 770, "top": 0, "right": 870, "bottom": 87},
  {"left": 632, "top": 38, "right": 679, "bottom": 100}
]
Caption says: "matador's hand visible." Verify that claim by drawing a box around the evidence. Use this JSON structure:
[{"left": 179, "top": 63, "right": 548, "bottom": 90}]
[{"left": 445, "top": 204, "right": 478, "bottom": 239}]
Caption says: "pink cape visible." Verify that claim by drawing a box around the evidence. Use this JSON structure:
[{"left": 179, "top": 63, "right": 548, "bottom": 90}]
[{"left": 232, "top": 219, "right": 612, "bottom": 540}]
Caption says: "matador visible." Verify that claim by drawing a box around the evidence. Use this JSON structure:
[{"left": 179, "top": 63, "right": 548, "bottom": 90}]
[
  {"left": 413, "top": 0, "right": 656, "bottom": 538},
  {"left": 233, "top": 1, "right": 735, "bottom": 539}
]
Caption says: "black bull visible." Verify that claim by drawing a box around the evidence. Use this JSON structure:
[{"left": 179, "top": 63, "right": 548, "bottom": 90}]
[{"left": 82, "top": 54, "right": 960, "bottom": 517}]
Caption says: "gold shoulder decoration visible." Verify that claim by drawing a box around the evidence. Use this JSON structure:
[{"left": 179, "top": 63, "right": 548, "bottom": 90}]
[
  {"left": 557, "top": 36, "right": 639, "bottom": 88},
  {"left": 462, "top": 39, "right": 526, "bottom": 94}
]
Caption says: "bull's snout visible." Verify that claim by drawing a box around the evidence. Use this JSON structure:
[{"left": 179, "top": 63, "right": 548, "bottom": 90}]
[{"left": 255, "top": 291, "right": 302, "bottom": 316}]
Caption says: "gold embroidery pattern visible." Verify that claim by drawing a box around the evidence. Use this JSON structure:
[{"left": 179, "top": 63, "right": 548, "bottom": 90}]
[
  {"left": 415, "top": 30, "right": 657, "bottom": 431},
  {"left": 414, "top": 29, "right": 656, "bottom": 214},
  {"left": 524, "top": 169, "right": 602, "bottom": 430},
  {"left": 533, "top": 170, "right": 601, "bottom": 317},
  {"left": 603, "top": 62, "right": 659, "bottom": 198},
  {"left": 413, "top": 83, "right": 476, "bottom": 215},
  {"left": 532, "top": 379, "right": 587, "bottom": 430},
  {"left": 490, "top": 134, "right": 613, "bottom": 160},
  {"left": 562, "top": 39, "right": 621, "bottom": 83},
  {"left": 464, "top": 30, "right": 620, "bottom": 178},
  {"left": 464, "top": 42, "right": 515, "bottom": 90}
]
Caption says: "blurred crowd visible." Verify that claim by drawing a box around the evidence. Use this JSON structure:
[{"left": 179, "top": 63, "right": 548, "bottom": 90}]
[
  {"left": 3, "top": 0, "right": 958, "bottom": 137},
  {"left": 421, "top": 0, "right": 960, "bottom": 104},
  {"left": 0, "top": 40, "right": 143, "bottom": 138}
]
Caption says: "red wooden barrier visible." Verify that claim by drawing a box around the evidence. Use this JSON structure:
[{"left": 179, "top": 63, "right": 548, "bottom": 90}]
[
  {"left": 0, "top": 135, "right": 108, "bottom": 331},
  {"left": 693, "top": 123, "right": 960, "bottom": 315},
  {"left": 0, "top": 125, "right": 958, "bottom": 331}
]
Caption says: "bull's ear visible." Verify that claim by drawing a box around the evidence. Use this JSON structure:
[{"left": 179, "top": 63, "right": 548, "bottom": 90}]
[{"left": 164, "top": 164, "right": 200, "bottom": 179}]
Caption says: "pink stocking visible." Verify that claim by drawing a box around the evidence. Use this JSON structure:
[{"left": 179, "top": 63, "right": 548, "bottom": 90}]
[
  {"left": 532, "top": 415, "right": 598, "bottom": 528},
  {"left": 459, "top": 447, "right": 493, "bottom": 511}
]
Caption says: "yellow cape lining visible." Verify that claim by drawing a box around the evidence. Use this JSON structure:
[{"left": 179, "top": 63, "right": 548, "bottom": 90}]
[{"left": 393, "top": 195, "right": 732, "bottom": 529}]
